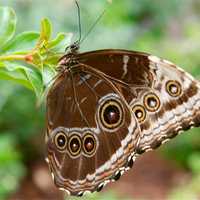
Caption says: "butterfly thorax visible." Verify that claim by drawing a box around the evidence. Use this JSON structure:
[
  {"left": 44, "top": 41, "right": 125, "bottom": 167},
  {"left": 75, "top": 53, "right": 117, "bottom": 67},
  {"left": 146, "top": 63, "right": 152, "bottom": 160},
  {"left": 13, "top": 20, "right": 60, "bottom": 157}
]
[{"left": 58, "top": 42, "right": 80, "bottom": 72}]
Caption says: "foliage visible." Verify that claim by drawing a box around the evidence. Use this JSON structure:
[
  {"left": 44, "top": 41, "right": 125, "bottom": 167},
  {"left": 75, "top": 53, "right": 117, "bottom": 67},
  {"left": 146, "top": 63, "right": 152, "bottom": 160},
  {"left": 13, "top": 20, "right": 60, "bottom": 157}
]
[
  {"left": 0, "top": 7, "right": 72, "bottom": 99},
  {"left": 0, "top": 133, "right": 25, "bottom": 199}
]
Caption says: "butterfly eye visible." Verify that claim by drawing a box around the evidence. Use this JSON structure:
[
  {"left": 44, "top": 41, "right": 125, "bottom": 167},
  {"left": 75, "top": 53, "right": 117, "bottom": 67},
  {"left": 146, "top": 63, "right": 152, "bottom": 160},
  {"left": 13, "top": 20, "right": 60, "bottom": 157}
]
[
  {"left": 166, "top": 80, "right": 182, "bottom": 97},
  {"left": 54, "top": 132, "right": 67, "bottom": 152},
  {"left": 144, "top": 93, "right": 160, "bottom": 112},
  {"left": 82, "top": 133, "right": 97, "bottom": 157},
  {"left": 99, "top": 99, "right": 124, "bottom": 131},
  {"left": 132, "top": 105, "right": 146, "bottom": 123},
  {"left": 68, "top": 134, "right": 82, "bottom": 157}
]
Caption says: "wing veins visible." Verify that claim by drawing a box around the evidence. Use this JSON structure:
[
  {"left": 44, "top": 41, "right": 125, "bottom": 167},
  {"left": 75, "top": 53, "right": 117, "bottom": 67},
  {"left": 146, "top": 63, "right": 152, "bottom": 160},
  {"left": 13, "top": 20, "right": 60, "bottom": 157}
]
[{"left": 69, "top": 70, "right": 91, "bottom": 127}]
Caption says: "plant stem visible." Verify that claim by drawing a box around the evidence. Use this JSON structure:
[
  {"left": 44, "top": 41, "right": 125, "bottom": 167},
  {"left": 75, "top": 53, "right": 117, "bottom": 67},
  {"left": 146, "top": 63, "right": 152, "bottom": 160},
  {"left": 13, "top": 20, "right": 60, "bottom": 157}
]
[{"left": 0, "top": 54, "right": 27, "bottom": 62}]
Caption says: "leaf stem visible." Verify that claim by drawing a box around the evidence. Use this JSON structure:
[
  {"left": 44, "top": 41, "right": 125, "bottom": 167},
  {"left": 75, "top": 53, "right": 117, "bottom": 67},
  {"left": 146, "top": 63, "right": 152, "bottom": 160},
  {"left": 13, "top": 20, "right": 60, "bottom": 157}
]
[
  {"left": 0, "top": 51, "right": 37, "bottom": 64},
  {"left": 0, "top": 54, "right": 27, "bottom": 61}
]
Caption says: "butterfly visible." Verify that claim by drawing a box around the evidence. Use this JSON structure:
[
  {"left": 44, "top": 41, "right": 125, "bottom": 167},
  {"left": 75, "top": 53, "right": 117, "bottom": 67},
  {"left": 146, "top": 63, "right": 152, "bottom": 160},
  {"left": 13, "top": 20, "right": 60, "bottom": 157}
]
[{"left": 45, "top": 43, "right": 200, "bottom": 196}]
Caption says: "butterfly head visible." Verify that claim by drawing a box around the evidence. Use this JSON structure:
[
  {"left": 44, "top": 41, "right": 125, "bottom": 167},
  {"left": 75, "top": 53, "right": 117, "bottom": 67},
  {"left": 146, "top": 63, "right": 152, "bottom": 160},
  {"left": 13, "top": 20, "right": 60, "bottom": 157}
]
[{"left": 65, "top": 41, "right": 80, "bottom": 54}]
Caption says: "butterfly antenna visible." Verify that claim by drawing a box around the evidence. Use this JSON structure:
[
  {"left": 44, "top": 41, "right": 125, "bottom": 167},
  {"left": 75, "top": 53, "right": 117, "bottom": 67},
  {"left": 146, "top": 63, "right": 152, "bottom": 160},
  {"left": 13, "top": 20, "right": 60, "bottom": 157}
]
[
  {"left": 75, "top": 0, "right": 82, "bottom": 44},
  {"left": 80, "top": 8, "right": 107, "bottom": 45}
]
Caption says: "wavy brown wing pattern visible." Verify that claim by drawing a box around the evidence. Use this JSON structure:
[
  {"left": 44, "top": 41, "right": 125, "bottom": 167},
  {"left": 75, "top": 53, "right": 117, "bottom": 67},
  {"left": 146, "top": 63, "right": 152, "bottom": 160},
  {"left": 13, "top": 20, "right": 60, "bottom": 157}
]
[
  {"left": 46, "top": 64, "right": 140, "bottom": 196},
  {"left": 76, "top": 49, "right": 200, "bottom": 154}
]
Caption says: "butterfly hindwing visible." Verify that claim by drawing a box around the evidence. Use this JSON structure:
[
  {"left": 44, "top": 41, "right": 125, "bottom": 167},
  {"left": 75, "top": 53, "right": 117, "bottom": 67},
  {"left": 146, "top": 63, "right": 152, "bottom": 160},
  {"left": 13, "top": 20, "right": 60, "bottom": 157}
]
[
  {"left": 46, "top": 65, "right": 140, "bottom": 196},
  {"left": 130, "top": 56, "right": 200, "bottom": 153}
]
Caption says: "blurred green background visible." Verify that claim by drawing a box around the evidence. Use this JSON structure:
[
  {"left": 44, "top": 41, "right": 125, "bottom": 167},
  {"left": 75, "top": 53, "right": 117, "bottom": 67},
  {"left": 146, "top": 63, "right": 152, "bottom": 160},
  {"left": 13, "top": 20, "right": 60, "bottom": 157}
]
[{"left": 0, "top": 0, "right": 200, "bottom": 199}]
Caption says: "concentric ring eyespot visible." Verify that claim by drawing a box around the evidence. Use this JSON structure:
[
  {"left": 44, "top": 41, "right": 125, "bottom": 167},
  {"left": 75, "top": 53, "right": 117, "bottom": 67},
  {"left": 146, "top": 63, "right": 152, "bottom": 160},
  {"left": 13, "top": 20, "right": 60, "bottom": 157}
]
[
  {"left": 54, "top": 132, "right": 68, "bottom": 152},
  {"left": 98, "top": 98, "right": 124, "bottom": 130},
  {"left": 103, "top": 102, "right": 121, "bottom": 125},
  {"left": 132, "top": 104, "right": 146, "bottom": 123},
  {"left": 82, "top": 133, "right": 97, "bottom": 157},
  {"left": 68, "top": 134, "right": 82, "bottom": 157},
  {"left": 144, "top": 92, "right": 160, "bottom": 112},
  {"left": 166, "top": 80, "right": 182, "bottom": 97}
]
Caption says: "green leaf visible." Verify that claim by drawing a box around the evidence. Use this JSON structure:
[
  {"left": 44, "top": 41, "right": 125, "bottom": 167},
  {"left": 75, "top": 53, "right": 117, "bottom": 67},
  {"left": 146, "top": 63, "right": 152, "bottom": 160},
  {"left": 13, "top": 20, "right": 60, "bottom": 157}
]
[
  {"left": 0, "top": 7, "right": 16, "bottom": 49},
  {"left": 0, "top": 133, "right": 26, "bottom": 199},
  {"left": 0, "top": 11, "right": 72, "bottom": 100},
  {"left": 42, "top": 64, "right": 56, "bottom": 87},
  {"left": 0, "top": 134, "right": 20, "bottom": 163},
  {"left": 0, "top": 62, "right": 44, "bottom": 98},
  {"left": 25, "top": 67, "right": 44, "bottom": 98},
  {"left": 188, "top": 153, "right": 200, "bottom": 174},
  {"left": 39, "top": 18, "right": 52, "bottom": 43},
  {"left": 43, "top": 54, "right": 61, "bottom": 66},
  {"left": 48, "top": 32, "right": 72, "bottom": 51},
  {"left": 0, "top": 81, "right": 16, "bottom": 111},
  {"left": 0, "top": 68, "right": 32, "bottom": 90},
  {"left": 1, "top": 31, "right": 40, "bottom": 54}
]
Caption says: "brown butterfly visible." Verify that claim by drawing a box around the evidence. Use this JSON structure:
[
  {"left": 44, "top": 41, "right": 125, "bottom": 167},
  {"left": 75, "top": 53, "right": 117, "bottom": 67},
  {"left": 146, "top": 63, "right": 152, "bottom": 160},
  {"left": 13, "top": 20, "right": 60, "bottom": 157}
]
[{"left": 45, "top": 44, "right": 200, "bottom": 196}]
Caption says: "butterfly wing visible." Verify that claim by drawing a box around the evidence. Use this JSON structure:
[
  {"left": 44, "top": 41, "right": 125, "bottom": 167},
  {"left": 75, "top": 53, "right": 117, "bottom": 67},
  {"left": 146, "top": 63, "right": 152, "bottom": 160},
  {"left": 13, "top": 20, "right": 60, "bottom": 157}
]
[
  {"left": 75, "top": 49, "right": 200, "bottom": 154},
  {"left": 130, "top": 55, "right": 200, "bottom": 153},
  {"left": 46, "top": 65, "right": 140, "bottom": 196}
]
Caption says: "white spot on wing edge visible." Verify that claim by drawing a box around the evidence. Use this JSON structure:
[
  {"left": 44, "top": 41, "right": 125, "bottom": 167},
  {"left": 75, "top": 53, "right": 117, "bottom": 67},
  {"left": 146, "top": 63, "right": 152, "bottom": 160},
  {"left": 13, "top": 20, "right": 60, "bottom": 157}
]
[
  {"left": 83, "top": 190, "right": 91, "bottom": 195},
  {"left": 45, "top": 157, "right": 49, "bottom": 163},
  {"left": 59, "top": 187, "right": 71, "bottom": 195},
  {"left": 163, "top": 59, "right": 175, "bottom": 66},
  {"left": 148, "top": 55, "right": 161, "bottom": 63},
  {"left": 149, "top": 54, "right": 196, "bottom": 83},
  {"left": 122, "top": 55, "right": 130, "bottom": 78}
]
